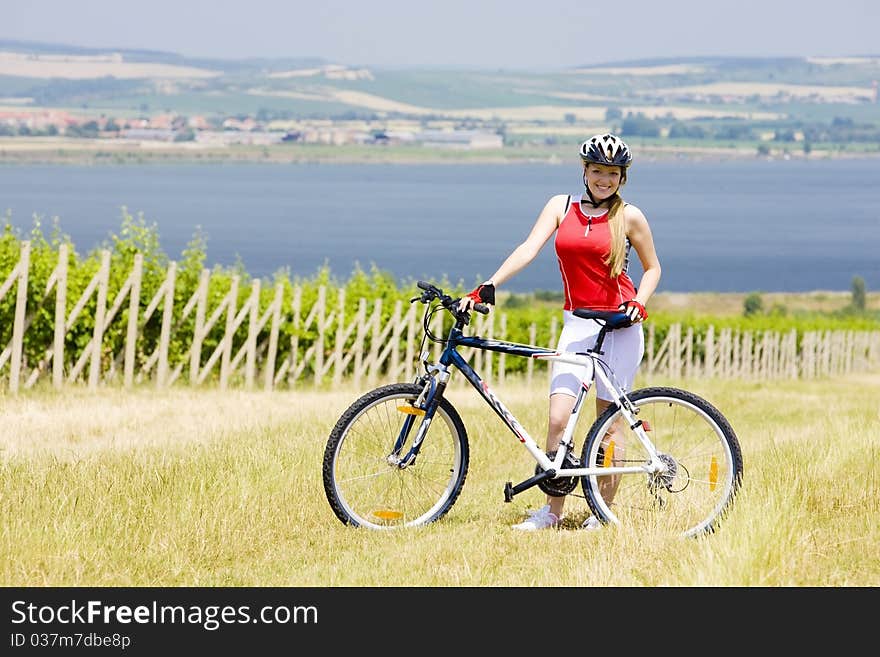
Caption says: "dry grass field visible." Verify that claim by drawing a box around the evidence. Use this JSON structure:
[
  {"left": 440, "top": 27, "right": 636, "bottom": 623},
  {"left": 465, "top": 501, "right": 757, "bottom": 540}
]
[
  {"left": 2, "top": 370, "right": 878, "bottom": 587},
  {"left": 649, "top": 290, "right": 880, "bottom": 317}
]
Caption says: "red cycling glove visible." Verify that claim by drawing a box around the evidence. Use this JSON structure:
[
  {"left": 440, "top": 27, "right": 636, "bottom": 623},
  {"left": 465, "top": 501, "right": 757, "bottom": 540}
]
[
  {"left": 619, "top": 299, "right": 648, "bottom": 323},
  {"left": 466, "top": 282, "right": 496, "bottom": 306}
]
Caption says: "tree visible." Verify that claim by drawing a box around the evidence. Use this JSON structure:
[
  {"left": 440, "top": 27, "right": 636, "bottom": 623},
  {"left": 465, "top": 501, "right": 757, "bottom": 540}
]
[
  {"left": 743, "top": 292, "right": 764, "bottom": 316},
  {"left": 605, "top": 107, "right": 622, "bottom": 121},
  {"left": 851, "top": 275, "right": 866, "bottom": 311},
  {"left": 621, "top": 112, "right": 660, "bottom": 137}
]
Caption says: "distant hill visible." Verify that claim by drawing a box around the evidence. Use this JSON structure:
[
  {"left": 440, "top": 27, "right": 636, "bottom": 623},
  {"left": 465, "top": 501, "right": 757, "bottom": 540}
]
[
  {"left": 0, "top": 39, "right": 877, "bottom": 156},
  {"left": 0, "top": 38, "right": 330, "bottom": 72}
]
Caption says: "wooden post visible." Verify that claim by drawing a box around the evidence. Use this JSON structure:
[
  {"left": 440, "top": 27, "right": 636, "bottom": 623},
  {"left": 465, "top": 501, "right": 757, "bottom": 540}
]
[
  {"left": 287, "top": 286, "right": 301, "bottom": 387},
  {"left": 52, "top": 244, "right": 68, "bottom": 390},
  {"left": 313, "top": 286, "right": 326, "bottom": 386},
  {"left": 684, "top": 326, "right": 694, "bottom": 379},
  {"left": 719, "top": 328, "right": 731, "bottom": 378},
  {"left": 333, "top": 288, "right": 345, "bottom": 386},
  {"left": 123, "top": 253, "right": 142, "bottom": 388},
  {"left": 87, "top": 250, "right": 110, "bottom": 389},
  {"left": 245, "top": 279, "right": 260, "bottom": 389},
  {"left": 156, "top": 262, "right": 176, "bottom": 388},
  {"left": 9, "top": 241, "right": 30, "bottom": 393},
  {"left": 704, "top": 325, "right": 715, "bottom": 379},
  {"left": 785, "top": 329, "right": 798, "bottom": 379},
  {"left": 190, "top": 269, "right": 209, "bottom": 384},
  {"left": 352, "top": 298, "right": 367, "bottom": 389},
  {"left": 367, "top": 298, "right": 382, "bottom": 385},
  {"left": 669, "top": 323, "right": 681, "bottom": 380},
  {"left": 264, "top": 282, "right": 283, "bottom": 391},
  {"left": 220, "top": 275, "right": 238, "bottom": 390}
]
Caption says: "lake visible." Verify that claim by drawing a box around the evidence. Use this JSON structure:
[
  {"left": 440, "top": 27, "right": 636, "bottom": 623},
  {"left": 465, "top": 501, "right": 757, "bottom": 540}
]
[{"left": 1, "top": 158, "right": 878, "bottom": 293}]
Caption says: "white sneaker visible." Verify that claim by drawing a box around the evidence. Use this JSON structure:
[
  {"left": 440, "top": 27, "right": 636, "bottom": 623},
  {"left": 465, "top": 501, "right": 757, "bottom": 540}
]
[
  {"left": 512, "top": 504, "right": 559, "bottom": 531},
  {"left": 581, "top": 515, "right": 602, "bottom": 530}
]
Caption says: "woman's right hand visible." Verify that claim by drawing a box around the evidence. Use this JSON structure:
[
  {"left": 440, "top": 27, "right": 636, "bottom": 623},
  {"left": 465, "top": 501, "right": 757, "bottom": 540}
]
[{"left": 458, "top": 281, "right": 495, "bottom": 312}]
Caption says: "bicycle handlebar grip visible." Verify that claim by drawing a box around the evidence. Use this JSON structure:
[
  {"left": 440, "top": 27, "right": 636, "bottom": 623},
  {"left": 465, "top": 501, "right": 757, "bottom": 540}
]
[
  {"left": 473, "top": 303, "right": 490, "bottom": 315},
  {"left": 417, "top": 281, "right": 431, "bottom": 290}
]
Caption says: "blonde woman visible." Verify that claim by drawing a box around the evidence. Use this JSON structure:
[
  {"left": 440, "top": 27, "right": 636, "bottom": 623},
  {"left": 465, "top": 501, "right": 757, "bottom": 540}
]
[{"left": 460, "top": 133, "right": 662, "bottom": 530}]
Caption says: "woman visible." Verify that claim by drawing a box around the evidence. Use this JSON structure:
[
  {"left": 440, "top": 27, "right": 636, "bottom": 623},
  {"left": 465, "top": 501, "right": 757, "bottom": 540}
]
[{"left": 459, "top": 133, "right": 662, "bottom": 530}]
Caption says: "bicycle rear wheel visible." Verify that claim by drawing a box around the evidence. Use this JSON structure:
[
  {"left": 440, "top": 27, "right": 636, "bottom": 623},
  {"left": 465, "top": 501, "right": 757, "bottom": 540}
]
[
  {"left": 581, "top": 387, "right": 743, "bottom": 537},
  {"left": 323, "top": 382, "right": 469, "bottom": 529}
]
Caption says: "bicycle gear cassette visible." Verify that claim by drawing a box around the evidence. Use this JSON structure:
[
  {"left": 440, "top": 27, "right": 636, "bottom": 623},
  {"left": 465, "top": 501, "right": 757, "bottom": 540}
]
[{"left": 537, "top": 450, "right": 581, "bottom": 497}]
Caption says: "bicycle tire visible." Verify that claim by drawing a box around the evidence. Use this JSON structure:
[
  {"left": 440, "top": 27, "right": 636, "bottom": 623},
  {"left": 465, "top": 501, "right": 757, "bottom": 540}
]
[
  {"left": 323, "top": 382, "right": 470, "bottom": 529},
  {"left": 580, "top": 386, "right": 743, "bottom": 537}
]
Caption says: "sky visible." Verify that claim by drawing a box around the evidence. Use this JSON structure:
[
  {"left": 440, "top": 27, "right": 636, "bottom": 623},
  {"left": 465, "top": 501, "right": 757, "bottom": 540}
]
[{"left": 4, "top": 0, "right": 880, "bottom": 70}]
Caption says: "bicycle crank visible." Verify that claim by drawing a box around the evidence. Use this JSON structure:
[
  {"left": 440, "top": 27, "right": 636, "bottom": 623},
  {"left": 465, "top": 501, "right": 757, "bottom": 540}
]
[{"left": 536, "top": 450, "right": 580, "bottom": 497}]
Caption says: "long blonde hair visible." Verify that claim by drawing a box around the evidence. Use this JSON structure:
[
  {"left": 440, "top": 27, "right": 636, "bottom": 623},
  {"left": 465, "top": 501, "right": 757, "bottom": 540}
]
[{"left": 604, "top": 193, "right": 627, "bottom": 278}]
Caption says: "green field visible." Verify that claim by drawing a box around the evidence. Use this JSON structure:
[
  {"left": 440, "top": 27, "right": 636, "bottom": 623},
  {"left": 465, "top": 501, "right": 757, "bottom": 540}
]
[{"left": 2, "top": 372, "right": 878, "bottom": 587}]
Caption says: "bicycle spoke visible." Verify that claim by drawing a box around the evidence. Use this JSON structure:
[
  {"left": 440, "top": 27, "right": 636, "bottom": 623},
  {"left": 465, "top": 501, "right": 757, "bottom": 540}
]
[
  {"left": 582, "top": 387, "right": 742, "bottom": 537},
  {"left": 323, "top": 384, "right": 469, "bottom": 528}
]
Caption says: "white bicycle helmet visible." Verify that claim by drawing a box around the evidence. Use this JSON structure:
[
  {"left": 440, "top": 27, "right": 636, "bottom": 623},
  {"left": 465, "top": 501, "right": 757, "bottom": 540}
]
[{"left": 579, "top": 133, "right": 633, "bottom": 168}]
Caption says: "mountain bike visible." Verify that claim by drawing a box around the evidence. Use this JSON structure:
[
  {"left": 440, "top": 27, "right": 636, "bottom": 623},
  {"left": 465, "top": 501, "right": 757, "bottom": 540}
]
[{"left": 322, "top": 281, "right": 743, "bottom": 537}]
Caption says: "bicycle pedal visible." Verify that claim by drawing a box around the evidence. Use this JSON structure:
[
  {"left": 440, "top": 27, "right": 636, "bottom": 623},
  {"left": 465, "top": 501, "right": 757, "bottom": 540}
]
[{"left": 503, "top": 482, "right": 514, "bottom": 503}]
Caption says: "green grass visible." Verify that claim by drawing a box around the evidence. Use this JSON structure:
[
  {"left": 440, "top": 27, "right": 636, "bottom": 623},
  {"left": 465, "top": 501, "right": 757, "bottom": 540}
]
[{"left": 1, "top": 372, "right": 878, "bottom": 586}]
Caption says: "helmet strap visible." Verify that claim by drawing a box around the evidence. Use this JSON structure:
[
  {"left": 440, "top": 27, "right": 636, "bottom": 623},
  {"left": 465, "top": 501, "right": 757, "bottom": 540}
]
[{"left": 583, "top": 172, "right": 599, "bottom": 206}]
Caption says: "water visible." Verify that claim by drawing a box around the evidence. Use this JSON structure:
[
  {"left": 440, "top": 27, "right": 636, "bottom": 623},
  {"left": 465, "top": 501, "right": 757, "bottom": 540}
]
[{"left": 1, "top": 159, "right": 878, "bottom": 293}]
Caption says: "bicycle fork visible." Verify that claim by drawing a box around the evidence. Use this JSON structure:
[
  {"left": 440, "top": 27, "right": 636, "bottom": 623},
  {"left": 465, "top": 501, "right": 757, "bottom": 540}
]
[{"left": 389, "top": 367, "right": 446, "bottom": 468}]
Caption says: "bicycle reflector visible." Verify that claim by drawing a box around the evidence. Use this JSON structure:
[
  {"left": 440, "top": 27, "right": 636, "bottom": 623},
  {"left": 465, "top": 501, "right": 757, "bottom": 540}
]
[
  {"left": 372, "top": 509, "right": 404, "bottom": 521},
  {"left": 397, "top": 405, "right": 425, "bottom": 416},
  {"left": 603, "top": 441, "right": 615, "bottom": 467},
  {"left": 709, "top": 456, "right": 718, "bottom": 491}
]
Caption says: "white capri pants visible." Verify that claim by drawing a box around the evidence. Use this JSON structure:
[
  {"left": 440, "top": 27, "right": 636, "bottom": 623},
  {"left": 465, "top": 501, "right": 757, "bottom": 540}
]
[{"left": 549, "top": 310, "right": 645, "bottom": 402}]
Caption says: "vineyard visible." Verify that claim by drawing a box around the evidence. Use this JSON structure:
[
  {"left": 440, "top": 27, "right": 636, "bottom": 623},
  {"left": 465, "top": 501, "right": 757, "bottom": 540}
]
[{"left": 1, "top": 215, "right": 878, "bottom": 392}]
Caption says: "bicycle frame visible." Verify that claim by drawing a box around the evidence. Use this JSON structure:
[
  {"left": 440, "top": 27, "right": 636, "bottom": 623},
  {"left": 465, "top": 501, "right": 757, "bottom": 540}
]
[
  {"left": 324, "top": 284, "right": 742, "bottom": 534},
  {"left": 409, "top": 321, "right": 667, "bottom": 491}
]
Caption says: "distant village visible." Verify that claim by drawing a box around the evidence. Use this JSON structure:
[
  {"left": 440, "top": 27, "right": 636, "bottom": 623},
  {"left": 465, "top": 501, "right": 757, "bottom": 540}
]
[
  {"left": 2, "top": 49, "right": 880, "bottom": 159},
  {"left": 0, "top": 107, "right": 505, "bottom": 150}
]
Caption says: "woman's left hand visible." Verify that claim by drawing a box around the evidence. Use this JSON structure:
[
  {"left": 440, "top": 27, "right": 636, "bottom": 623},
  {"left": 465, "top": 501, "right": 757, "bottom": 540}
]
[{"left": 619, "top": 299, "right": 648, "bottom": 323}]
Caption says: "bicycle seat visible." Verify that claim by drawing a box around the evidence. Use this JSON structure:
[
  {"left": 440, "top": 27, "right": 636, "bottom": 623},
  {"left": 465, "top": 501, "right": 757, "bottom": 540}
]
[{"left": 572, "top": 309, "right": 633, "bottom": 329}]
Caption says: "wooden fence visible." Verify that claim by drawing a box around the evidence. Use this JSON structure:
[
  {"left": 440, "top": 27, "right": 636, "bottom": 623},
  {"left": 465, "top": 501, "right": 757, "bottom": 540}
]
[{"left": 1, "top": 242, "right": 879, "bottom": 392}]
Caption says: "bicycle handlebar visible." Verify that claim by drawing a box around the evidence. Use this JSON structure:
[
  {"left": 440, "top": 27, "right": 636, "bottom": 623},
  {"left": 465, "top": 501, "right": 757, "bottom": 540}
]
[
  {"left": 413, "top": 280, "right": 489, "bottom": 318},
  {"left": 413, "top": 281, "right": 634, "bottom": 332}
]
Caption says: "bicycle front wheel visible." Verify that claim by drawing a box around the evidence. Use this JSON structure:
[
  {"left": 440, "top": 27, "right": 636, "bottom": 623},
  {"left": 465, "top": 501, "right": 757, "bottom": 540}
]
[
  {"left": 581, "top": 387, "right": 743, "bottom": 537},
  {"left": 323, "top": 382, "right": 469, "bottom": 529}
]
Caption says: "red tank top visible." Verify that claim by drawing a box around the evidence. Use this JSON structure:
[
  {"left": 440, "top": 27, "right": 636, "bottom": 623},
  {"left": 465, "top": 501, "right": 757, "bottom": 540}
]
[{"left": 554, "top": 196, "right": 636, "bottom": 312}]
